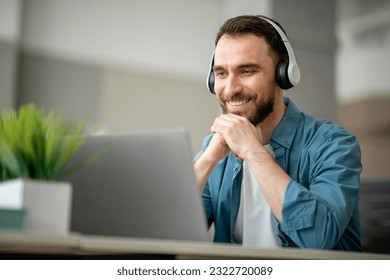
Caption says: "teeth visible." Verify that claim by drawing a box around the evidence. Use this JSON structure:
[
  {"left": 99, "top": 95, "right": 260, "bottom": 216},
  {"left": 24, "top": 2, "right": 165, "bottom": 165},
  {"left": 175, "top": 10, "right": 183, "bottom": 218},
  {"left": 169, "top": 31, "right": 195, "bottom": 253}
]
[{"left": 228, "top": 99, "right": 249, "bottom": 106}]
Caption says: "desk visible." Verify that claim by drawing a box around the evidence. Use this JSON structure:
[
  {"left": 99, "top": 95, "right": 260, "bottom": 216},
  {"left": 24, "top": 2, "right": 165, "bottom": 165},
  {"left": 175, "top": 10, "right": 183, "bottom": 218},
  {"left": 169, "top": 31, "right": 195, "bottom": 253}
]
[{"left": 1, "top": 231, "right": 389, "bottom": 259}]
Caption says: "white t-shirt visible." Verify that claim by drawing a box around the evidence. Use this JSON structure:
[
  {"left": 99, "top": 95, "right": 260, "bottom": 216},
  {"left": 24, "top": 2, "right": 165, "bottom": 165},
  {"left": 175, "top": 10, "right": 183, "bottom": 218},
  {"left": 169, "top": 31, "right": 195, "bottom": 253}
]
[{"left": 233, "top": 144, "right": 282, "bottom": 247}]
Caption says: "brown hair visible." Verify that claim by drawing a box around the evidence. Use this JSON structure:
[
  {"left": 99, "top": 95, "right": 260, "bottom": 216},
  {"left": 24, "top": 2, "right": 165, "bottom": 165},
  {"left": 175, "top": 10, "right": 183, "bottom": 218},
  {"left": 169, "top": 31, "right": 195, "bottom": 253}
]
[{"left": 215, "top": 15, "right": 288, "bottom": 61}]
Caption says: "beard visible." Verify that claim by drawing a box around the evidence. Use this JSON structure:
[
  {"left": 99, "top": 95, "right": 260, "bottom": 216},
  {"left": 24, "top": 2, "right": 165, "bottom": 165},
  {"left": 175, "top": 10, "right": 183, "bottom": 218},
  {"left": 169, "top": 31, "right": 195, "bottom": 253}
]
[{"left": 220, "top": 92, "right": 275, "bottom": 126}]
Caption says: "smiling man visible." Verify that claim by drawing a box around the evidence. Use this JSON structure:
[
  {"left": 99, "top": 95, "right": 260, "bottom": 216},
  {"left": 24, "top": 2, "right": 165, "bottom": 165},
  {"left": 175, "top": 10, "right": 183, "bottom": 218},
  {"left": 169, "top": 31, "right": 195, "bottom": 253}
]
[{"left": 194, "top": 15, "right": 362, "bottom": 251}]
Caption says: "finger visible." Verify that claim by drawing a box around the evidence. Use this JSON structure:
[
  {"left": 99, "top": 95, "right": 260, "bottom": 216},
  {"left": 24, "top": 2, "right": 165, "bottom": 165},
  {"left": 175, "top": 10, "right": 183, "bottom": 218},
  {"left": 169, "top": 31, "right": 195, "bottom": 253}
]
[
  {"left": 225, "top": 114, "right": 255, "bottom": 128},
  {"left": 218, "top": 113, "right": 243, "bottom": 123},
  {"left": 218, "top": 114, "right": 253, "bottom": 129},
  {"left": 211, "top": 119, "right": 235, "bottom": 135},
  {"left": 211, "top": 115, "right": 233, "bottom": 133},
  {"left": 212, "top": 113, "right": 252, "bottom": 134}
]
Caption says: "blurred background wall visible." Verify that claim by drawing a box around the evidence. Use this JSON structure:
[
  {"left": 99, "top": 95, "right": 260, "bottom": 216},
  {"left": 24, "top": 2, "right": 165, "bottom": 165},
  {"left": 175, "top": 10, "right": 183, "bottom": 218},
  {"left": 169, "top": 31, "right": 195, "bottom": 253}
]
[
  {"left": 0, "top": 0, "right": 389, "bottom": 178},
  {"left": 336, "top": 0, "right": 390, "bottom": 178}
]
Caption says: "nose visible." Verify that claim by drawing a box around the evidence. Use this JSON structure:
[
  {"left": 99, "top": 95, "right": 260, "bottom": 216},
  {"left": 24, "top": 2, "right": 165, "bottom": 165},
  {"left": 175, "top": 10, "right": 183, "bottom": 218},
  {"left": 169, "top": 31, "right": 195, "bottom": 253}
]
[{"left": 221, "top": 74, "right": 243, "bottom": 97}]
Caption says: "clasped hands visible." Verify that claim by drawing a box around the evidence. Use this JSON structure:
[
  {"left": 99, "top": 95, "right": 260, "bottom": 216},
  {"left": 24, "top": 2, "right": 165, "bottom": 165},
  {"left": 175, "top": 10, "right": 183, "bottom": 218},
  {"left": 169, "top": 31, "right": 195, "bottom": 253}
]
[{"left": 209, "top": 113, "right": 263, "bottom": 162}]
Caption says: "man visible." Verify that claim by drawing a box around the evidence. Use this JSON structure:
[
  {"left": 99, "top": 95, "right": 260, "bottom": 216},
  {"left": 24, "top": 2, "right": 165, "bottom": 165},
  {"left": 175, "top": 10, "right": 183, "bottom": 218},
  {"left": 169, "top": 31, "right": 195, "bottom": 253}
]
[{"left": 194, "top": 15, "right": 362, "bottom": 250}]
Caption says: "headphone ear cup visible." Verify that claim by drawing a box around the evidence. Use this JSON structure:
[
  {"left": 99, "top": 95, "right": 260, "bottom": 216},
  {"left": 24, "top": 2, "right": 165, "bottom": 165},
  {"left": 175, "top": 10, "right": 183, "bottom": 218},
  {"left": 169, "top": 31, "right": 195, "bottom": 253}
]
[
  {"left": 208, "top": 70, "right": 215, "bottom": 94},
  {"left": 276, "top": 60, "right": 293, "bottom": 90},
  {"left": 207, "top": 52, "right": 216, "bottom": 94}
]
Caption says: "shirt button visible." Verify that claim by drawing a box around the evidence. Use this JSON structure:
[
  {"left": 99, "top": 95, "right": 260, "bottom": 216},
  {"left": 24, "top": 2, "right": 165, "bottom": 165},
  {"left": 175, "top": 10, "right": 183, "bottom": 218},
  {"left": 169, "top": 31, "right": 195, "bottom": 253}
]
[{"left": 295, "top": 219, "right": 302, "bottom": 228}]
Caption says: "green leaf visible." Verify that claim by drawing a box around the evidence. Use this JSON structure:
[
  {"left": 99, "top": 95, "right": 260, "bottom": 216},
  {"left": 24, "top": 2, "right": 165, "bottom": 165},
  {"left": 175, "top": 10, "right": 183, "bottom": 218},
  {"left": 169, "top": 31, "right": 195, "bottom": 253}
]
[{"left": 0, "top": 104, "right": 95, "bottom": 181}]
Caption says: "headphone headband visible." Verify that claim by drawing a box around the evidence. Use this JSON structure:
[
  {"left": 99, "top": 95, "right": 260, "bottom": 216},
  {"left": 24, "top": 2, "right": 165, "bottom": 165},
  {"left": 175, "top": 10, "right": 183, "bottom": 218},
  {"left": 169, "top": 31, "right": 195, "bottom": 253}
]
[{"left": 207, "top": 16, "right": 300, "bottom": 93}]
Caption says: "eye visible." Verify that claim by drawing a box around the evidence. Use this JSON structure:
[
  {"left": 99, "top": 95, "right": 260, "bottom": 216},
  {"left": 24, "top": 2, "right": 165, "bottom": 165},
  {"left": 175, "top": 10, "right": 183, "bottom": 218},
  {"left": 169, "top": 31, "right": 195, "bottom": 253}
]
[
  {"left": 240, "top": 69, "right": 256, "bottom": 76},
  {"left": 215, "top": 71, "right": 227, "bottom": 78}
]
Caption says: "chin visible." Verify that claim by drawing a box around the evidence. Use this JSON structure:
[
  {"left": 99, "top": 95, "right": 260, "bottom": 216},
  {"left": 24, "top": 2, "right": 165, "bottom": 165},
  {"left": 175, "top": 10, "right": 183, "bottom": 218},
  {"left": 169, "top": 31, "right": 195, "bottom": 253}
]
[{"left": 228, "top": 108, "right": 252, "bottom": 118}]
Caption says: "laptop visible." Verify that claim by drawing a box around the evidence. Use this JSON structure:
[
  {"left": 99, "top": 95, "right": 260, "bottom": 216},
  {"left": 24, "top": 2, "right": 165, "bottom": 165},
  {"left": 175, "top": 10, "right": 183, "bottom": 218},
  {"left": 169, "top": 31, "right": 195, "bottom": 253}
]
[{"left": 63, "top": 129, "right": 210, "bottom": 243}]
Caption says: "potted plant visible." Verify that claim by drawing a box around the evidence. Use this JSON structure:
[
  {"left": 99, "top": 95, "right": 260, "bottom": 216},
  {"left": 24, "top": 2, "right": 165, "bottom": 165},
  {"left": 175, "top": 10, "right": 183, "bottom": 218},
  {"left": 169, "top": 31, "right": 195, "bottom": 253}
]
[{"left": 0, "top": 104, "right": 91, "bottom": 234}]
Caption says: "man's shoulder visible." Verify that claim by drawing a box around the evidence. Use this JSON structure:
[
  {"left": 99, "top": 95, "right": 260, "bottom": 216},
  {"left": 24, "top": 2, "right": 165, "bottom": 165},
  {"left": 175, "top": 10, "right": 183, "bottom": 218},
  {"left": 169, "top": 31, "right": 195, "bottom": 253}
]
[
  {"left": 281, "top": 98, "right": 354, "bottom": 145},
  {"left": 301, "top": 113, "right": 354, "bottom": 141},
  {"left": 296, "top": 112, "right": 359, "bottom": 158}
]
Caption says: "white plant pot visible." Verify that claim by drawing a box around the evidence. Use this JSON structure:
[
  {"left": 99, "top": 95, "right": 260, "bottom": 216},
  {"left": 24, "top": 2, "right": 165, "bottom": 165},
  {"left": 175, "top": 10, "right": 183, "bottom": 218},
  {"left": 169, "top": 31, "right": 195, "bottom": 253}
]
[{"left": 0, "top": 179, "right": 72, "bottom": 234}]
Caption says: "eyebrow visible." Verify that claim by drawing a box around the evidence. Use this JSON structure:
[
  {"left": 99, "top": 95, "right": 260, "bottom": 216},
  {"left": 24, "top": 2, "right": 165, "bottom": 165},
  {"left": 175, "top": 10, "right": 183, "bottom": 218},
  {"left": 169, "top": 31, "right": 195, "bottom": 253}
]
[{"left": 213, "top": 63, "right": 262, "bottom": 72}]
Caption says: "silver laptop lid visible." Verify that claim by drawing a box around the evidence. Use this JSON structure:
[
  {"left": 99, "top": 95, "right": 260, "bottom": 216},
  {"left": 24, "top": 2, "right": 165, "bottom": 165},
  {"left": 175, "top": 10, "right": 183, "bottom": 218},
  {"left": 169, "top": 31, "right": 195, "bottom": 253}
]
[{"left": 63, "top": 129, "right": 209, "bottom": 243}]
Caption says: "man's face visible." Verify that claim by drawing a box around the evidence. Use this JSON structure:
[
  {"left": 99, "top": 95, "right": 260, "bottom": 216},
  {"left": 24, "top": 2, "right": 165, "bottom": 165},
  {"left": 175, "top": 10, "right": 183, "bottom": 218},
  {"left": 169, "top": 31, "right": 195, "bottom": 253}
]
[{"left": 213, "top": 33, "right": 279, "bottom": 126}]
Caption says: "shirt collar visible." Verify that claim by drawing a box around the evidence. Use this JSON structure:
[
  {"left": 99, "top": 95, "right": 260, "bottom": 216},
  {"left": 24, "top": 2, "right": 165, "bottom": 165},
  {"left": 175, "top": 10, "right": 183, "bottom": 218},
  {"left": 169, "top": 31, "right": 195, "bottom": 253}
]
[{"left": 270, "top": 97, "right": 301, "bottom": 149}]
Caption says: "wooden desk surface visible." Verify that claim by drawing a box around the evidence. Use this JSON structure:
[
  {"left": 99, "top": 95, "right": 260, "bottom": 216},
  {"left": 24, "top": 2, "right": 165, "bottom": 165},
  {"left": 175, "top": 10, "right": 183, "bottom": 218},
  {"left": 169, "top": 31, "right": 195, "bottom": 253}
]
[{"left": 1, "top": 231, "right": 389, "bottom": 259}]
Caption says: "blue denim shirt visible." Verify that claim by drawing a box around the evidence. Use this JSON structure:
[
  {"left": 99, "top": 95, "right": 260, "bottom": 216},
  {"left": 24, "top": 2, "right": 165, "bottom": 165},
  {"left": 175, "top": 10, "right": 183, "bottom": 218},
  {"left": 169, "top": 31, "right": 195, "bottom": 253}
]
[{"left": 197, "top": 97, "right": 362, "bottom": 251}]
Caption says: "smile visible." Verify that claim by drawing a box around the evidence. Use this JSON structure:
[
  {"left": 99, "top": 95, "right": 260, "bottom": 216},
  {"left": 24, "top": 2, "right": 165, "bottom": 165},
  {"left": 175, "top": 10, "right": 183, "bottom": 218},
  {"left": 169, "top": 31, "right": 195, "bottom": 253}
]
[{"left": 227, "top": 99, "right": 250, "bottom": 106}]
